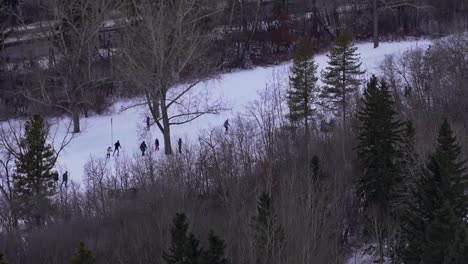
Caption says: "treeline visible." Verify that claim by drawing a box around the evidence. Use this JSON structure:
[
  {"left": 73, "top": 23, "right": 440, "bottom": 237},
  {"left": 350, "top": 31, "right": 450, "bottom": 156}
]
[{"left": 0, "top": 0, "right": 467, "bottom": 120}]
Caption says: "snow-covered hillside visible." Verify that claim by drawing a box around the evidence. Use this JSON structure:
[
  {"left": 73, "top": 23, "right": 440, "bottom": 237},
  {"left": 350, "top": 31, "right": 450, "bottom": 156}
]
[{"left": 52, "top": 39, "right": 431, "bottom": 183}]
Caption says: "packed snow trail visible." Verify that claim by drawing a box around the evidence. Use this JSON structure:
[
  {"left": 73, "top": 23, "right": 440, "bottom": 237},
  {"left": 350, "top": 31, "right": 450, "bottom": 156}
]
[{"left": 52, "top": 39, "right": 431, "bottom": 183}]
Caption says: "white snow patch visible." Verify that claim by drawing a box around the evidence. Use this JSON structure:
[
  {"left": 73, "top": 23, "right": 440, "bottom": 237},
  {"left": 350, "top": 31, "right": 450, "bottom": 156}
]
[{"left": 20, "top": 39, "right": 432, "bottom": 183}]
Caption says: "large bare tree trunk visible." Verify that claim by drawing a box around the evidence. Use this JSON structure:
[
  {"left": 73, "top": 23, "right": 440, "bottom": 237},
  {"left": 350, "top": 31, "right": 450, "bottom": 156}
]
[
  {"left": 160, "top": 96, "right": 173, "bottom": 155},
  {"left": 72, "top": 110, "right": 80, "bottom": 133},
  {"left": 373, "top": 0, "right": 379, "bottom": 48}
]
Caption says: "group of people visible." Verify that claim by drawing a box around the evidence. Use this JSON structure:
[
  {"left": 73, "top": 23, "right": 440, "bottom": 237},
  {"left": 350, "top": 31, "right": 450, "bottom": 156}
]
[
  {"left": 106, "top": 138, "right": 160, "bottom": 158},
  {"left": 54, "top": 171, "right": 69, "bottom": 188},
  {"left": 106, "top": 137, "right": 183, "bottom": 158},
  {"left": 106, "top": 140, "right": 122, "bottom": 158},
  {"left": 105, "top": 118, "right": 231, "bottom": 159}
]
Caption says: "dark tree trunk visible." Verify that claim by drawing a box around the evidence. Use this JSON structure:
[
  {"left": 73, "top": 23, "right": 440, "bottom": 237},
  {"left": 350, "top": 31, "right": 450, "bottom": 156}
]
[
  {"left": 72, "top": 109, "right": 80, "bottom": 133},
  {"left": 373, "top": 0, "right": 379, "bottom": 48},
  {"left": 160, "top": 94, "right": 173, "bottom": 155}
]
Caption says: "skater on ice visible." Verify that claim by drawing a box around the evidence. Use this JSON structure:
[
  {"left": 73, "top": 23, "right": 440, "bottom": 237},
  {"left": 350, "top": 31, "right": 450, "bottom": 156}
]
[
  {"left": 146, "top": 116, "right": 150, "bottom": 130},
  {"left": 155, "top": 138, "right": 160, "bottom": 151}
]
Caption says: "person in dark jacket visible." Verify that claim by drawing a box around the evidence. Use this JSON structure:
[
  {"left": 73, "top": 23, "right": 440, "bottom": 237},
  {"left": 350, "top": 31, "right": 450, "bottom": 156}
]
[
  {"left": 62, "top": 171, "right": 68, "bottom": 188},
  {"left": 178, "top": 138, "right": 182, "bottom": 154},
  {"left": 224, "top": 119, "right": 230, "bottom": 132},
  {"left": 155, "top": 138, "right": 160, "bottom": 151},
  {"left": 140, "top": 141, "right": 148, "bottom": 156},
  {"left": 146, "top": 116, "right": 150, "bottom": 130},
  {"left": 113, "top": 140, "right": 121, "bottom": 156}
]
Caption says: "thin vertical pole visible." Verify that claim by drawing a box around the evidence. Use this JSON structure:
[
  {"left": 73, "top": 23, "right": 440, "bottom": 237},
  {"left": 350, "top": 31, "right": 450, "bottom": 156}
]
[{"left": 111, "top": 118, "right": 114, "bottom": 146}]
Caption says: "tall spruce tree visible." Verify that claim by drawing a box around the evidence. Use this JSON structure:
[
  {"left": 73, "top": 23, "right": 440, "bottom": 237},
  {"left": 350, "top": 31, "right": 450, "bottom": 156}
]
[
  {"left": 13, "top": 114, "right": 58, "bottom": 227},
  {"left": 202, "top": 230, "right": 228, "bottom": 264},
  {"left": 393, "top": 121, "right": 419, "bottom": 217},
  {"left": 68, "top": 242, "right": 95, "bottom": 264},
  {"left": 356, "top": 75, "right": 403, "bottom": 212},
  {"left": 390, "top": 121, "right": 419, "bottom": 263},
  {"left": 252, "top": 192, "right": 284, "bottom": 264},
  {"left": 321, "top": 31, "right": 365, "bottom": 129},
  {"left": 431, "top": 120, "right": 468, "bottom": 218},
  {"left": 186, "top": 234, "right": 203, "bottom": 264},
  {"left": 403, "top": 120, "right": 468, "bottom": 263},
  {"left": 444, "top": 223, "right": 468, "bottom": 264},
  {"left": 163, "top": 213, "right": 203, "bottom": 264},
  {"left": 0, "top": 253, "right": 7, "bottom": 264},
  {"left": 287, "top": 38, "right": 318, "bottom": 142}
]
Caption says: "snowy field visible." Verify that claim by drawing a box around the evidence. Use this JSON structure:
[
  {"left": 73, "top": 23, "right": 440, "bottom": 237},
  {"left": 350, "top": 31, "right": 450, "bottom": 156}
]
[{"left": 47, "top": 39, "right": 431, "bottom": 183}]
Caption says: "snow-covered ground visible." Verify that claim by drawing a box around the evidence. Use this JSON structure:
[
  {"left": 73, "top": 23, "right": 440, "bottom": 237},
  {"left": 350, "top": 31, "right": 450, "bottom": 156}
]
[
  {"left": 346, "top": 244, "right": 390, "bottom": 264},
  {"left": 48, "top": 39, "right": 431, "bottom": 183}
]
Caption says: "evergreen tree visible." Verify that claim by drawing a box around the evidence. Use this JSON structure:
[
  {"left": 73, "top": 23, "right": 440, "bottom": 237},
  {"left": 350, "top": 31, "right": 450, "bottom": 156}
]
[
  {"left": 252, "top": 192, "right": 284, "bottom": 264},
  {"left": 163, "top": 213, "right": 203, "bottom": 264},
  {"left": 431, "top": 120, "right": 468, "bottom": 218},
  {"left": 287, "top": 38, "right": 318, "bottom": 141},
  {"left": 356, "top": 76, "right": 403, "bottom": 212},
  {"left": 404, "top": 120, "right": 468, "bottom": 263},
  {"left": 321, "top": 31, "right": 365, "bottom": 128},
  {"left": 13, "top": 114, "right": 58, "bottom": 227},
  {"left": 444, "top": 223, "right": 468, "bottom": 264},
  {"left": 401, "top": 121, "right": 417, "bottom": 167},
  {"left": 202, "top": 230, "right": 228, "bottom": 264},
  {"left": 68, "top": 242, "right": 95, "bottom": 264},
  {"left": 186, "top": 234, "right": 203, "bottom": 264},
  {"left": 0, "top": 254, "right": 6, "bottom": 264},
  {"left": 393, "top": 121, "right": 419, "bottom": 216},
  {"left": 390, "top": 121, "right": 419, "bottom": 263}
]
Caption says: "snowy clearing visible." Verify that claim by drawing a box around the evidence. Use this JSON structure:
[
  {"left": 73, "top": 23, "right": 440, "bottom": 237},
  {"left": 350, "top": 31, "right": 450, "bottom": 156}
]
[{"left": 47, "top": 39, "right": 432, "bottom": 183}]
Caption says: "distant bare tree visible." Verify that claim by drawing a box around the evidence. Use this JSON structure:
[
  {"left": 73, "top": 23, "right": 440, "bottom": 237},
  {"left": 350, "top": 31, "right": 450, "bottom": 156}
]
[
  {"left": 372, "top": 0, "right": 433, "bottom": 48},
  {"left": 247, "top": 70, "right": 286, "bottom": 161},
  {"left": 118, "top": 0, "right": 224, "bottom": 154},
  {"left": 83, "top": 156, "right": 112, "bottom": 217},
  {"left": 0, "top": 147, "right": 16, "bottom": 232},
  {"left": 20, "top": 0, "right": 121, "bottom": 133}
]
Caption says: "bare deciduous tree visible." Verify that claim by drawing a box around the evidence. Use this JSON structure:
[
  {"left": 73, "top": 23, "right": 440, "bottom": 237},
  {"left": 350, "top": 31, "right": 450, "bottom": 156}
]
[
  {"left": 118, "top": 0, "right": 223, "bottom": 154},
  {"left": 21, "top": 0, "right": 121, "bottom": 133},
  {"left": 372, "top": 0, "right": 433, "bottom": 48}
]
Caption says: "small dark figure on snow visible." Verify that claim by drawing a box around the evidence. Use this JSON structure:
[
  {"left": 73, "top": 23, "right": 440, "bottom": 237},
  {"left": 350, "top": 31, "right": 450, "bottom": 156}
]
[
  {"left": 146, "top": 116, "right": 150, "bottom": 129},
  {"left": 106, "top": 146, "right": 112, "bottom": 159},
  {"left": 113, "top": 140, "right": 121, "bottom": 156},
  {"left": 178, "top": 138, "right": 182, "bottom": 154},
  {"left": 224, "top": 119, "right": 230, "bottom": 132},
  {"left": 140, "top": 141, "right": 148, "bottom": 156},
  {"left": 155, "top": 138, "right": 160, "bottom": 151},
  {"left": 62, "top": 171, "right": 68, "bottom": 188}
]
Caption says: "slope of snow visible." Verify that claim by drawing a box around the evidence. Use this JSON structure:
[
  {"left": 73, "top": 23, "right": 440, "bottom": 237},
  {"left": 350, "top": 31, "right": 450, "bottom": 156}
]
[{"left": 49, "top": 39, "right": 431, "bottom": 183}]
